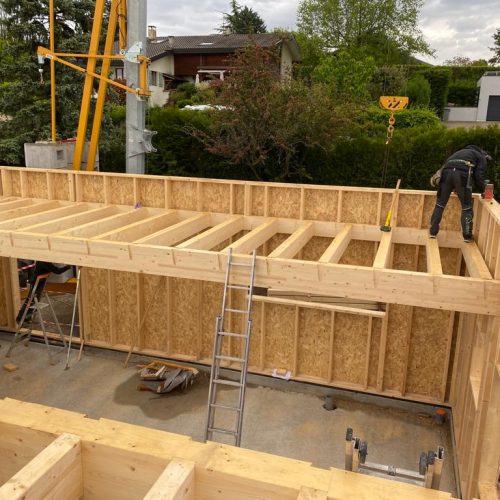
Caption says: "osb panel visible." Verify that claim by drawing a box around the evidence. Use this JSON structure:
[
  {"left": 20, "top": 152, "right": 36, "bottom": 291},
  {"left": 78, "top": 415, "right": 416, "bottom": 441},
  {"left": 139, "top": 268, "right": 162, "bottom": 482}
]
[
  {"left": 379, "top": 193, "right": 392, "bottom": 226},
  {"left": 303, "top": 189, "right": 337, "bottom": 222},
  {"left": 339, "top": 240, "right": 376, "bottom": 266},
  {"left": 383, "top": 304, "right": 412, "bottom": 392},
  {"left": 169, "top": 278, "right": 198, "bottom": 357},
  {"left": 83, "top": 268, "right": 110, "bottom": 343},
  {"left": 250, "top": 186, "right": 265, "bottom": 216},
  {"left": 396, "top": 194, "right": 425, "bottom": 228},
  {"left": 263, "top": 233, "right": 288, "bottom": 255},
  {"left": 0, "top": 258, "right": 10, "bottom": 327},
  {"left": 332, "top": 313, "right": 369, "bottom": 385},
  {"left": 392, "top": 244, "right": 418, "bottom": 271},
  {"left": 200, "top": 281, "right": 223, "bottom": 359},
  {"left": 268, "top": 187, "right": 301, "bottom": 219},
  {"left": 25, "top": 172, "right": 47, "bottom": 199},
  {"left": 80, "top": 175, "right": 105, "bottom": 203},
  {"left": 297, "top": 308, "right": 331, "bottom": 379},
  {"left": 109, "top": 177, "right": 134, "bottom": 206},
  {"left": 170, "top": 180, "right": 197, "bottom": 211},
  {"left": 440, "top": 247, "right": 460, "bottom": 276},
  {"left": 341, "top": 192, "right": 379, "bottom": 225},
  {"left": 233, "top": 184, "right": 244, "bottom": 214},
  {"left": 51, "top": 173, "right": 71, "bottom": 201},
  {"left": 141, "top": 275, "right": 169, "bottom": 352},
  {"left": 137, "top": 178, "right": 165, "bottom": 208},
  {"left": 10, "top": 171, "right": 21, "bottom": 197},
  {"left": 201, "top": 183, "right": 231, "bottom": 213},
  {"left": 263, "top": 303, "right": 295, "bottom": 370},
  {"left": 368, "top": 317, "right": 382, "bottom": 388},
  {"left": 300, "top": 236, "right": 331, "bottom": 261},
  {"left": 111, "top": 271, "right": 138, "bottom": 346},
  {"left": 405, "top": 308, "right": 452, "bottom": 399},
  {"left": 422, "top": 194, "right": 461, "bottom": 231},
  {"left": 248, "top": 301, "right": 263, "bottom": 368}
]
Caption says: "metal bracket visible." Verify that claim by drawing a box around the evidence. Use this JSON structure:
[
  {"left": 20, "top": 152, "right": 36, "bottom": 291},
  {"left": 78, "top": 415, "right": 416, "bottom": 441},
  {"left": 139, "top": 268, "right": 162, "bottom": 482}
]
[
  {"left": 124, "top": 42, "right": 142, "bottom": 63},
  {"left": 127, "top": 125, "right": 157, "bottom": 157}
]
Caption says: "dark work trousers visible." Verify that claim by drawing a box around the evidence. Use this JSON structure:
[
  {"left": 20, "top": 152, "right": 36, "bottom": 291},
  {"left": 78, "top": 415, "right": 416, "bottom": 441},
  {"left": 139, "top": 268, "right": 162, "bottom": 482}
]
[
  {"left": 430, "top": 167, "right": 473, "bottom": 238},
  {"left": 16, "top": 277, "right": 47, "bottom": 323}
]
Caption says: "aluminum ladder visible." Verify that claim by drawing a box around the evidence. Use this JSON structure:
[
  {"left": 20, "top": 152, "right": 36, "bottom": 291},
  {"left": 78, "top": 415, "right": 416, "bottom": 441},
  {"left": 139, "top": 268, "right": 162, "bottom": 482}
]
[
  {"left": 6, "top": 273, "right": 67, "bottom": 365},
  {"left": 204, "top": 248, "right": 257, "bottom": 446}
]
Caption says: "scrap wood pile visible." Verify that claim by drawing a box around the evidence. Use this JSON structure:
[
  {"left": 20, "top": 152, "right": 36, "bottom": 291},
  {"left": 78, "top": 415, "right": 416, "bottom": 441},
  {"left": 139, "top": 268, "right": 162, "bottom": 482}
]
[{"left": 137, "top": 360, "right": 198, "bottom": 394}]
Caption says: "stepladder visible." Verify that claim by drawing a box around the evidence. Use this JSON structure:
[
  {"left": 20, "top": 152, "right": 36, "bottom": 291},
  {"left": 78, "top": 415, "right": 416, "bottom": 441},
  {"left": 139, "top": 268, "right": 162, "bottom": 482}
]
[
  {"left": 6, "top": 273, "right": 67, "bottom": 365},
  {"left": 205, "top": 248, "right": 257, "bottom": 447}
]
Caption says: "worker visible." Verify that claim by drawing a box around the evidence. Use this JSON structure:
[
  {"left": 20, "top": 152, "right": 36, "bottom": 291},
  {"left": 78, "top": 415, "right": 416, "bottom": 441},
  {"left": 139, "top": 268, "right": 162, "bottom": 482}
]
[
  {"left": 16, "top": 261, "right": 71, "bottom": 324},
  {"left": 429, "top": 145, "right": 490, "bottom": 242}
]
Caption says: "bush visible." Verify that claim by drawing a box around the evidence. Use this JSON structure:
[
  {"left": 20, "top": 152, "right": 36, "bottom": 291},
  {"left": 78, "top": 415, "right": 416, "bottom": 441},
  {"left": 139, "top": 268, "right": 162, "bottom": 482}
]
[
  {"left": 404, "top": 74, "right": 431, "bottom": 107},
  {"left": 176, "top": 99, "right": 193, "bottom": 109},
  {"left": 369, "top": 66, "right": 408, "bottom": 100},
  {"left": 447, "top": 80, "right": 478, "bottom": 106},
  {"left": 362, "top": 106, "right": 441, "bottom": 129},
  {"left": 416, "top": 68, "right": 451, "bottom": 117}
]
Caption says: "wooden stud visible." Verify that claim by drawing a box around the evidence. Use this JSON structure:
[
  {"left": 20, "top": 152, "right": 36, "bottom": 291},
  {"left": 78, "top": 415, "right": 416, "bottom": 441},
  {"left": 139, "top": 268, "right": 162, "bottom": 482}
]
[
  {"left": 143, "top": 458, "right": 195, "bottom": 500},
  {"left": 376, "top": 304, "right": 389, "bottom": 391},
  {"left": 426, "top": 237, "right": 443, "bottom": 275},
  {"left": 364, "top": 317, "right": 373, "bottom": 388},
  {"left": 267, "top": 222, "right": 315, "bottom": 260},
  {"left": 461, "top": 242, "right": 493, "bottom": 279},
  {"left": 226, "top": 219, "right": 278, "bottom": 255},
  {"left": 373, "top": 232, "right": 393, "bottom": 269},
  {"left": 319, "top": 224, "right": 353, "bottom": 263},
  {"left": 293, "top": 306, "right": 300, "bottom": 376}
]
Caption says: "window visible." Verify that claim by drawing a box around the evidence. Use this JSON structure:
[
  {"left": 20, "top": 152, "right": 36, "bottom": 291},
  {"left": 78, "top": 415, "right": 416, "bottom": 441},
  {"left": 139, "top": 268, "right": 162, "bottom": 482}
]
[
  {"left": 115, "top": 67, "right": 124, "bottom": 80},
  {"left": 149, "top": 70, "right": 158, "bottom": 87}
]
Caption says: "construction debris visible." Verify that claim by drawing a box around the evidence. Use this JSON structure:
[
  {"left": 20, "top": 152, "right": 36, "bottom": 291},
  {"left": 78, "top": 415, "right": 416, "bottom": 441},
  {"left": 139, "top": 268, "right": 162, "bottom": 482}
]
[{"left": 137, "top": 361, "right": 198, "bottom": 394}]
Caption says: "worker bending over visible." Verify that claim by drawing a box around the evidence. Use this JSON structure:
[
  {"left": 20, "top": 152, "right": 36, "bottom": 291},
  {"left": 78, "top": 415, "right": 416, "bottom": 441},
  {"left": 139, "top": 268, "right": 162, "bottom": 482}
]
[
  {"left": 16, "top": 261, "right": 71, "bottom": 324},
  {"left": 430, "top": 145, "right": 490, "bottom": 242}
]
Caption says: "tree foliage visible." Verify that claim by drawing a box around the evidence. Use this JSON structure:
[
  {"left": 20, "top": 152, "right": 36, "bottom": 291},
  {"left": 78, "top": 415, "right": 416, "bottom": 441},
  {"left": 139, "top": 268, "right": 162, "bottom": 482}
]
[
  {"left": 297, "top": 0, "right": 432, "bottom": 58},
  {"left": 490, "top": 28, "right": 500, "bottom": 63},
  {"left": 220, "top": 1, "right": 267, "bottom": 35}
]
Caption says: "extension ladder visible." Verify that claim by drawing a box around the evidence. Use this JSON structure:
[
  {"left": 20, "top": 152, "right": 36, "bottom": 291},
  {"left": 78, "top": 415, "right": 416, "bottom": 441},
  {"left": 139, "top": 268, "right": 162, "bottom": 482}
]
[
  {"left": 205, "top": 248, "right": 257, "bottom": 446},
  {"left": 6, "top": 273, "right": 66, "bottom": 365}
]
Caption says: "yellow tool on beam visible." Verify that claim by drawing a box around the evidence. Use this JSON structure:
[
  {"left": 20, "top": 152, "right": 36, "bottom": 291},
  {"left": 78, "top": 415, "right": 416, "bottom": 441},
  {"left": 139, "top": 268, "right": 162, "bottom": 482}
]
[{"left": 380, "top": 179, "right": 401, "bottom": 232}]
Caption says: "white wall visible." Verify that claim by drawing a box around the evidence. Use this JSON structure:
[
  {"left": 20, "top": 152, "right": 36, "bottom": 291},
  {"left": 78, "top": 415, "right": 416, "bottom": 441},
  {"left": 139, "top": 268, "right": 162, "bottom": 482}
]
[
  {"left": 280, "top": 43, "right": 293, "bottom": 82},
  {"left": 477, "top": 75, "right": 500, "bottom": 120},
  {"left": 148, "top": 56, "right": 175, "bottom": 107},
  {"left": 443, "top": 107, "right": 478, "bottom": 122}
]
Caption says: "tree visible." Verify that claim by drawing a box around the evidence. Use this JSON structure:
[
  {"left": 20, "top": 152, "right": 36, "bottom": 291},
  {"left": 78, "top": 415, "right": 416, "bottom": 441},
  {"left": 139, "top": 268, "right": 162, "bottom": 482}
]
[
  {"left": 192, "top": 44, "right": 355, "bottom": 181},
  {"left": 220, "top": 1, "right": 267, "bottom": 34},
  {"left": 297, "top": 0, "right": 432, "bottom": 58},
  {"left": 489, "top": 28, "right": 500, "bottom": 63}
]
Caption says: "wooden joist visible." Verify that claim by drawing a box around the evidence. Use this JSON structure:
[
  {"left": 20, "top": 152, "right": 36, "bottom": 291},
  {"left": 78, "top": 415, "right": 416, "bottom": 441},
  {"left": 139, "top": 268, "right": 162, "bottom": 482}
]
[
  {"left": 426, "top": 237, "right": 443, "bottom": 275},
  {"left": 319, "top": 223, "right": 352, "bottom": 263},
  {"left": 143, "top": 459, "right": 195, "bottom": 500}
]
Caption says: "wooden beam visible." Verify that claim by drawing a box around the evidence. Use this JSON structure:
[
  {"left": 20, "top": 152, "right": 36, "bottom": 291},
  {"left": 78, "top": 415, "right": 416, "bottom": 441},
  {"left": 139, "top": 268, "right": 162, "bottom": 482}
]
[
  {"left": 226, "top": 218, "right": 278, "bottom": 255},
  {"left": 0, "top": 198, "right": 33, "bottom": 212},
  {"left": 268, "top": 222, "right": 315, "bottom": 259},
  {"left": 373, "top": 232, "right": 393, "bottom": 269},
  {"left": 319, "top": 224, "right": 352, "bottom": 263},
  {"left": 297, "top": 486, "right": 328, "bottom": 499},
  {"left": 426, "top": 237, "right": 443, "bottom": 275},
  {"left": 252, "top": 295, "right": 385, "bottom": 318},
  {"left": 177, "top": 215, "right": 245, "bottom": 250},
  {"left": 16, "top": 205, "right": 118, "bottom": 234},
  {"left": 0, "top": 433, "right": 83, "bottom": 500},
  {"left": 143, "top": 459, "right": 195, "bottom": 500},
  {"left": 135, "top": 213, "right": 212, "bottom": 246},
  {"left": 0, "top": 200, "right": 62, "bottom": 225},
  {"left": 95, "top": 211, "right": 179, "bottom": 243},
  {"left": 56, "top": 207, "right": 151, "bottom": 239},
  {"left": 461, "top": 242, "right": 492, "bottom": 279}
]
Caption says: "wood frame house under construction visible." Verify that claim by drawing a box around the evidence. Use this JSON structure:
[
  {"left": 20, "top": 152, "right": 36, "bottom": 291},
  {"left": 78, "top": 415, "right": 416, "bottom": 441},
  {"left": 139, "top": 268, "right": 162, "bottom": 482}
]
[{"left": 0, "top": 166, "right": 498, "bottom": 499}]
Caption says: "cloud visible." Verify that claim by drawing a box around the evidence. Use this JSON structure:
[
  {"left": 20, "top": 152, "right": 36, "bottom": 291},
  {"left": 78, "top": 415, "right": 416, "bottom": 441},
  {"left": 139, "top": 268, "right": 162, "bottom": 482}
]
[{"left": 147, "top": 0, "right": 500, "bottom": 63}]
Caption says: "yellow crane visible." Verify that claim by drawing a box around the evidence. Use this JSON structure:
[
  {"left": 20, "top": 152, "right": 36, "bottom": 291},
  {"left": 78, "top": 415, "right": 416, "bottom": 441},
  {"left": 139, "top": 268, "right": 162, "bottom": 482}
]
[{"left": 37, "top": 0, "right": 150, "bottom": 171}]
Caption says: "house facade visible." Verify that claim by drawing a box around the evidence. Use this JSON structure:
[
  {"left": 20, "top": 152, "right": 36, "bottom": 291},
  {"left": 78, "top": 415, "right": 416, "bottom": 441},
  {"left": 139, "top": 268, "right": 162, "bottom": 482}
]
[{"left": 112, "top": 29, "right": 301, "bottom": 107}]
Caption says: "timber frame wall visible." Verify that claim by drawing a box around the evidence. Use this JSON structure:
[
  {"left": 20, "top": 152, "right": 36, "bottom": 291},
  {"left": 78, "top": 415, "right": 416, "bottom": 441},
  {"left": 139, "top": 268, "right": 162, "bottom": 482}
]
[{"left": 0, "top": 167, "right": 497, "bottom": 499}]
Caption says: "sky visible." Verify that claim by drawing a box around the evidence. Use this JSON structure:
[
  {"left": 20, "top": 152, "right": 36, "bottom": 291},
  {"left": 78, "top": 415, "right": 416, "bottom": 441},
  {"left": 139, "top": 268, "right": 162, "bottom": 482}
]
[{"left": 147, "top": 0, "right": 500, "bottom": 64}]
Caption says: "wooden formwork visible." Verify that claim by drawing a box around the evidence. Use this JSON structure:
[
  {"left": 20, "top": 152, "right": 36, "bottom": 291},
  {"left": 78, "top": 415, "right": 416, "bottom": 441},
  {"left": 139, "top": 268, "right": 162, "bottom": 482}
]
[
  {"left": 0, "top": 398, "right": 457, "bottom": 499},
  {"left": 0, "top": 167, "right": 498, "bottom": 499}
]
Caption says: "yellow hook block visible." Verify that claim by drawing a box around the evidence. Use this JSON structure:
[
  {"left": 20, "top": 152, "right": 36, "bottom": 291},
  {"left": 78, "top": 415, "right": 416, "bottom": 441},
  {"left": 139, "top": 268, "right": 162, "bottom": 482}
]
[{"left": 379, "top": 96, "right": 409, "bottom": 111}]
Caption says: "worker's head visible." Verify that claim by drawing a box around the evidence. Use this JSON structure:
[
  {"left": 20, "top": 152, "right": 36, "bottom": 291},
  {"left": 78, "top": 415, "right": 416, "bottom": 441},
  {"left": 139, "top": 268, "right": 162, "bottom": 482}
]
[{"left": 466, "top": 145, "right": 492, "bottom": 161}]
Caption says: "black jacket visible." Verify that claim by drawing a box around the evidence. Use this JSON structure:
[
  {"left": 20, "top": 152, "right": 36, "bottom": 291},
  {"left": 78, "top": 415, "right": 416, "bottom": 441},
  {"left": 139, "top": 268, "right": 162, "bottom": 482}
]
[
  {"left": 444, "top": 146, "right": 487, "bottom": 192},
  {"left": 29, "top": 262, "right": 71, "bottom": 281}
]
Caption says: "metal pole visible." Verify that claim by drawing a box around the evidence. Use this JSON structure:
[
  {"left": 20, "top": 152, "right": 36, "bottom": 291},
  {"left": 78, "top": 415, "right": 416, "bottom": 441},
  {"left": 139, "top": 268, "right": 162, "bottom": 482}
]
[{"left": 125, "top": 0, "right": 147, "bottom": 174}]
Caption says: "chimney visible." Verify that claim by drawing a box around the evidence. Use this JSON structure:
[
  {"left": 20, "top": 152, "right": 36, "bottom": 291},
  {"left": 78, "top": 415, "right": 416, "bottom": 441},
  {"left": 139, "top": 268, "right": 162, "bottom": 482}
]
[
  {"left": 147, "top": 25, "right": 157, "bottom": 41},
  {"left": 168, "top": 35, "right": 174, "bottom": 47}
]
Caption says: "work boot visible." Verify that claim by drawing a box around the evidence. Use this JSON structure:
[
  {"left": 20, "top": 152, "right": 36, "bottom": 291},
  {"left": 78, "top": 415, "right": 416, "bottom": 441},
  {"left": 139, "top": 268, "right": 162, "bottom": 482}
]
[
  {"left": 429, "top": 229, "right": 437, "bottom": 239},
  {"left": 463, "top": 234, "right": 474, "bottom": 243}
]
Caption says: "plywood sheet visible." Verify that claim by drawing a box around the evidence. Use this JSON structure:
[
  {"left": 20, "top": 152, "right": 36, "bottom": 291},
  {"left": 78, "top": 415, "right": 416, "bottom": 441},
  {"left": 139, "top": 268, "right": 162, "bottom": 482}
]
[
  {"left": 82, "top": 267, "right": 111, "bottom": 343},
  {"left": 111, "top": 271, "right": 138, "bottom": 346},
  {"left": 233, "top": 184, "right": 244, "bottom": 214},
  {"left": 268, "top": 187, "right": 301, "bottom": 219},
  {"left": 339, "top": 240, "right": 375, "bottom": 266},
  {"left": 141, "top": 275, "right": 169, "bottom": 352},
  {"left": 264, "top": 233, "right": 288, "bottom": 255},
  {"left": 303, "top": 189, "right": 337, "bottom": 222},
  {"left": 250, "top": 186, "right": 265, "bottom": 216},
  {"left": 52, "top": 172, "right": 72, "bottom": 201},
  {"left": 201, "top": 183, "right": 231, "bottom": 213},
  {"left": 200, "top": 281, "right": 223, "bottom": 359},
  {"left": 263, "top": 303, "right": 295, "bottom": 370},
  {"left": 136, "top": 178, "right": 165, "bottom": 208},
  {"left": 25, "top": 172, "right": 47, "bottom": 199},
  {"left": 405, "top": 308, "right": 452, "bottom": 398},
  {"left": 383, "top": 304, "right": 412, "bottom": 392},
  {"left": 341, "top": 192, "right": 379, "bottom": 225},
  {"left": 332, "top": 313, "right": 369, "bottom": 385},
  {"left": 169, "top": 278, "right": 199, "bottom": 357},
  {"left": 10, "top": 171, "right": 21, "bottom": 197},
  {"left": 422, "top": 194, "right": 461, "bottom": 232},
  {"left": 79, "top": 175, "right": 104, "bottom": 203},
  {"left": 300, "top": 236, "right": 331, "bottom": 261},
  {"left": 171, "top": 180, "right": 197, "bottom": 211},
  {"left": 392, "top": 244, "right": 418, "bottom": 271},
  {"left": 109, "top": 176, "right": 134, "bottom": 206},
  {"left": 396, "top": 194, "right": 425, "bottom": 228},
  {"left": 368, "top": 317, "right": 382, "bottom": 388},
  {"left": 297, "top": 308, "right": 330, "bottom": 379},
  {"left": 440, "top": 247, "right": 460, "bottom": 276}
]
